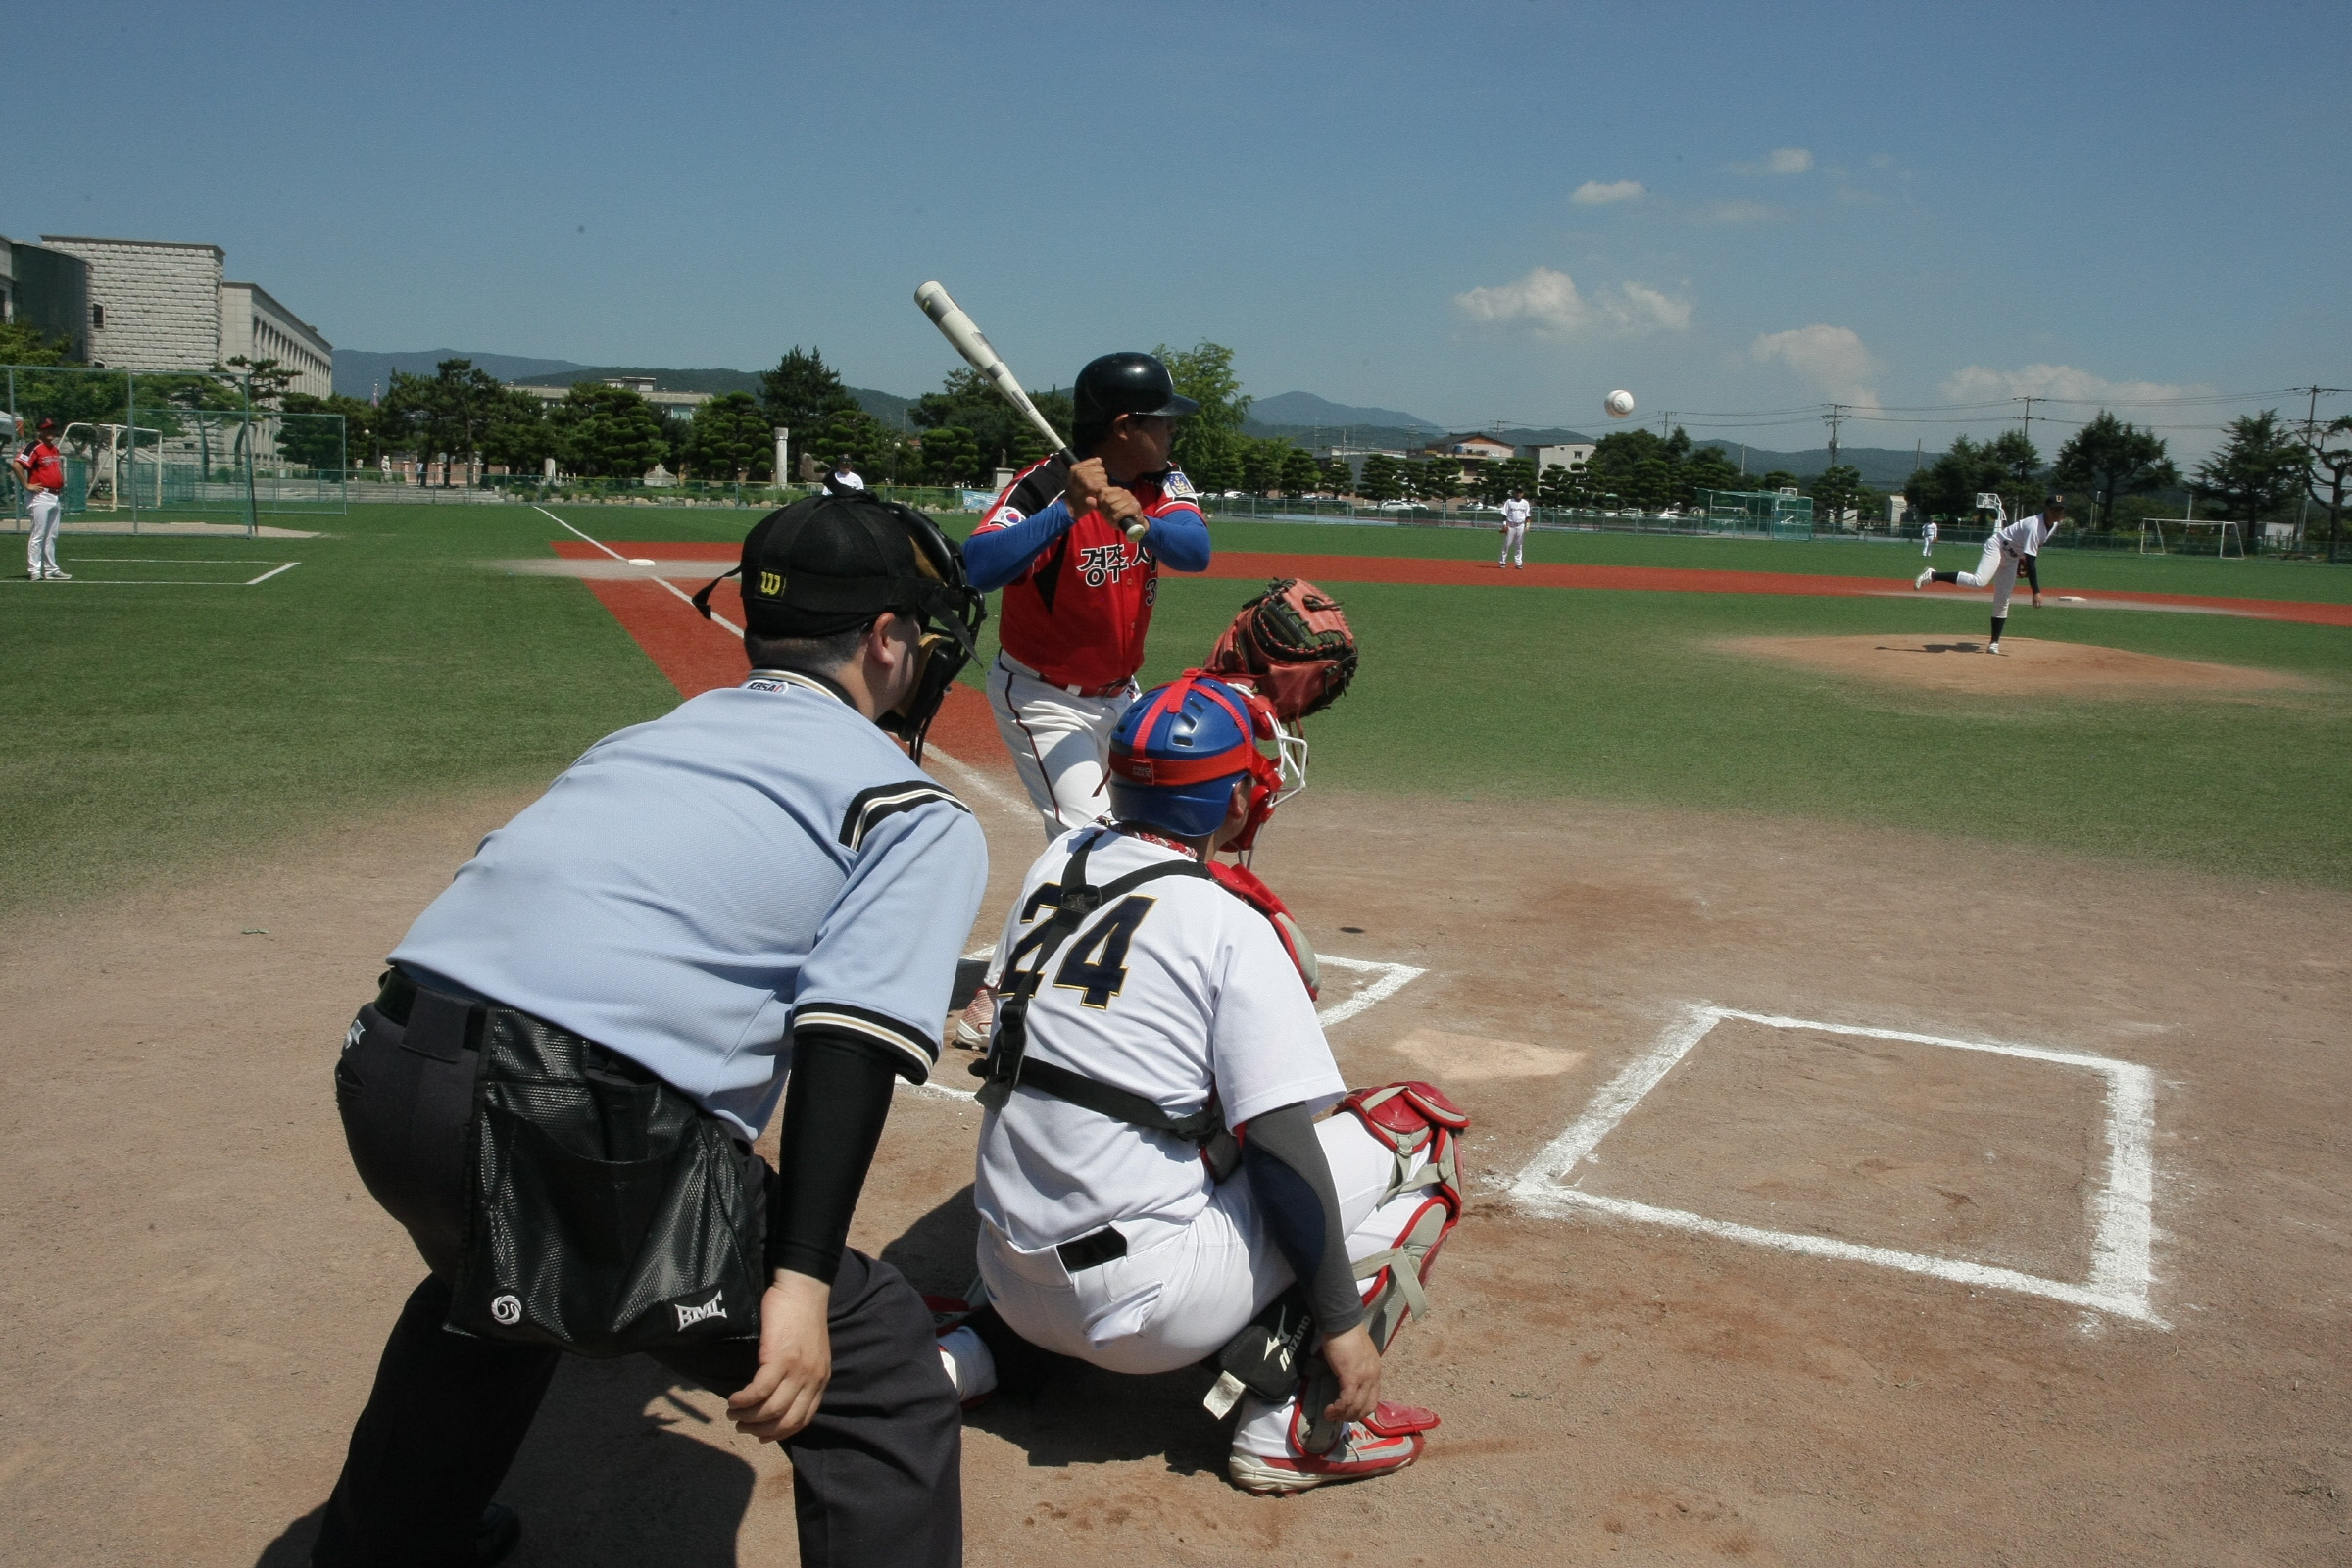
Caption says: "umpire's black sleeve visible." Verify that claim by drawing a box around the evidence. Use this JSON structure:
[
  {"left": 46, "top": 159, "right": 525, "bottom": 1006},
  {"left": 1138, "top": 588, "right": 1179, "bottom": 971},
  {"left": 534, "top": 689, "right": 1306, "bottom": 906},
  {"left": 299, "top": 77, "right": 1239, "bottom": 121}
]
[
  {"left": 766, "top": 1027, "right": 901, "bottom": 1283},
  {"left": 1242, "top": 1102, "right": 1366, "bottom": 1337}
]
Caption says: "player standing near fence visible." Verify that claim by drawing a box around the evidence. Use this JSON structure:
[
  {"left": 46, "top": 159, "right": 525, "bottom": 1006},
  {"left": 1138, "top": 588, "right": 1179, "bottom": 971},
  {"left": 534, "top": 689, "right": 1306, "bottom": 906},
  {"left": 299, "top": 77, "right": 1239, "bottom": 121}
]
[
  {"left": 1913, "top": 493, "right": 2067, "bottom": 655},
  {"left": 1498, "top": 488, "right": 1532, "bottom": 569},
  {"left": 14, "top": 417, "right": 68, "bottom": 581},
  {"left": 953, "top": 352, "right": 1213, "bottom": 1046},
  {"left": 1920, "top": 514, "right": 1939, "bottom": 557}
]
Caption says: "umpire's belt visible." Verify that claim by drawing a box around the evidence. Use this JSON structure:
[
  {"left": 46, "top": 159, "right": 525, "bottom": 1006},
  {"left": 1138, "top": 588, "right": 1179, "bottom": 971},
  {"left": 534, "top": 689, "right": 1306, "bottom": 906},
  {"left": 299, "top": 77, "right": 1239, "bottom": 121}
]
[
  {"left": 999, "top": 651, "right": 1137, "bottom": 702},
  {"left": 1056, "top": 1226, "right": 1129, "bottom": 1273}
]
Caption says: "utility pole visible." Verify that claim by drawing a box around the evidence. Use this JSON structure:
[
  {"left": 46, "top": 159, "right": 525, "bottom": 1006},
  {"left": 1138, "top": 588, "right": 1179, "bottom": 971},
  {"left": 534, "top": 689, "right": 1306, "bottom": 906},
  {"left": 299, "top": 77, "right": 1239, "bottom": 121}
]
[
  {"left": 2014, "top": 395, "right": 2042, "bottom": 447},
  {"left": 2290, "top": 385, "right": 2345, "bottom": 546},
  {"left": 1823, "top": 403, "right": 1845, "bottom": 470}
]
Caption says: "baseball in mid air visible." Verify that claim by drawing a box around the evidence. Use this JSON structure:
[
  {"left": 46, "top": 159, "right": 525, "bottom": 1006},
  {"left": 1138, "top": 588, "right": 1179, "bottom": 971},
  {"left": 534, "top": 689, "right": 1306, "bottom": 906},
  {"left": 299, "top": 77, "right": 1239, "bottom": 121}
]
[{"left": 1605, "top": 389, "right": 1637, "bottom": 419}]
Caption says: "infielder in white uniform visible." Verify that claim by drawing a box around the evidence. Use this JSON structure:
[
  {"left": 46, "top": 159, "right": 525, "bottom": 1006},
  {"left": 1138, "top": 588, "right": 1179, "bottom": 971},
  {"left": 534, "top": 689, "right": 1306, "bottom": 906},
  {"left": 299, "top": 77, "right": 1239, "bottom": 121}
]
[
  {"left": 1920, "top": 515, "right": 1939, "bottom": 557},
  {"left": 1498, "top": 488, "right": 1532, "bottom": 568},
  {"left": 14, "top": 417, "right": 69, "bottom": 582},
  {"left": 937, "top": 673, "right": 1466, "bottom": 1494},
  {"left": 1914, "top": 492, "right": 2067, "bottom": 654}
]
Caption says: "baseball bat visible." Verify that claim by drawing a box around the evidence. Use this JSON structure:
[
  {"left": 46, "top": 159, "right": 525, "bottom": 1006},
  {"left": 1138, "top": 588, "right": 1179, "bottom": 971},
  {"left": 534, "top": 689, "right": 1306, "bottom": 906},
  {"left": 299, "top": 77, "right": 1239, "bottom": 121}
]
[
  {"left": 914, "top": 281, "right": 1068, "bottom": 457},
  {"left": 915, "top": 281, "right": 1147, "bottom": 541}
]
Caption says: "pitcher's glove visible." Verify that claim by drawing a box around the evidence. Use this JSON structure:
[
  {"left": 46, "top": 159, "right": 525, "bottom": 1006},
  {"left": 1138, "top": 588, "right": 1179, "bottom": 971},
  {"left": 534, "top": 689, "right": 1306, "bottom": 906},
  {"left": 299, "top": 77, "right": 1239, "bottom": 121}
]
[{"left": 1202, "top": 577, "right": 1359, "bottom": 722}]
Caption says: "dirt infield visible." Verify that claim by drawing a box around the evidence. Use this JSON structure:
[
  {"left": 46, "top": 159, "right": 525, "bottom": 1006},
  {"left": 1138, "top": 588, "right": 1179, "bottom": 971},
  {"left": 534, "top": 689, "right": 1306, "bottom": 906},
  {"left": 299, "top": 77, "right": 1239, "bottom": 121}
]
[
  {"left": 1718, "top": 634, "right": 2314, "bottom": 698},
  {"left": 3, "top": 766, "right": 2348, "bottom": 1566}
]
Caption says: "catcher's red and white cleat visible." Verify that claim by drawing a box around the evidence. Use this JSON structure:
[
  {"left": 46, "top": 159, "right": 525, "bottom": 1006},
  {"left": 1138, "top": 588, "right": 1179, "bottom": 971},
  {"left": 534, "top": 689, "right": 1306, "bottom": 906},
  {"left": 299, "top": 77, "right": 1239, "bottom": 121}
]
[
  {"left": 953, "top": 985, "right": 996, "bottom": 1050},
  {"left": 1227, "top": 1396, "right": 1440, "bottom": 1494}
]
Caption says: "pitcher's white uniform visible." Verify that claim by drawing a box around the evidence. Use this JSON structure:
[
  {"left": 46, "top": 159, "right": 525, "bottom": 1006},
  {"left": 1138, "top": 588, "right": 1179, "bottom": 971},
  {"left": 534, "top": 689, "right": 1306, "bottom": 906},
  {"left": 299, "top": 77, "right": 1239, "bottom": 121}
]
[
  {"left": 967, "top": 824, "right": 1459, "bottom": 1476},
  {"left": 1921, "top": 518, "right": 1939, "bottom": 556},
  {"left": 1498, "top": 495, "right": 1532, "bottom": 568},
  {"left": 1954, "top": 511, "right": 2059, "bottom": 617}
]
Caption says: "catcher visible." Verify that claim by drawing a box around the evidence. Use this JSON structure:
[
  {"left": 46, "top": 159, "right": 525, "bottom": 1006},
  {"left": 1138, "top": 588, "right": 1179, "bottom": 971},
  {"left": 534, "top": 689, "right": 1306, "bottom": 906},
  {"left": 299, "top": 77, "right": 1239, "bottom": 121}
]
[
  {"left": 955, "top": 575, "right": 1360, "bottom": 1044},
  {"left": 938, "top": 635, "right": 1462, "bottom": 1494}
]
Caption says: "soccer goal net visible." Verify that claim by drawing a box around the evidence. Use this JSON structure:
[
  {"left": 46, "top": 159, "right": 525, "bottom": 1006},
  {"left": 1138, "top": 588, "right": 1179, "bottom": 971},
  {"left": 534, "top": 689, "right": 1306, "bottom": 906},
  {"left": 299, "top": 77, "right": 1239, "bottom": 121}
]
[{"left": 2138, "top": 517, "right": 2245, "bottom": 558}]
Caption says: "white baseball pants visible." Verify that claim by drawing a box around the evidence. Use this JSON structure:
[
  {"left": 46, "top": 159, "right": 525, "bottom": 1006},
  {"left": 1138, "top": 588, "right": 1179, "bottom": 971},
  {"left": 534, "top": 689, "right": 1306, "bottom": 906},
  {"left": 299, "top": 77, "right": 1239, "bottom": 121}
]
[
  {"left": 1921, "top": 530, "right": 1937, "bottom": 557},
  {"left": 985, "top": 652, "right": 1135, "bottom": 841},
  {"left": 1956, "top": 537, "right": 2021, "bottom": 616},
  {"left": 1499, "top": 522, "right": 1526, "bottom": 566},
  {"left": 26, "top": 490, "right": 61, "bottom": 577},
  {"left": 975, "top": 1115, "right": 1422, "bottom": 1376}
]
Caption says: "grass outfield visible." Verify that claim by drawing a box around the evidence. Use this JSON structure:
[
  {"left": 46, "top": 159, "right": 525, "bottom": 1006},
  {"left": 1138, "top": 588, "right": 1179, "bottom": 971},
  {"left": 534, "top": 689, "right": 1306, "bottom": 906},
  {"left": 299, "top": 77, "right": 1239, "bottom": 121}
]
[
  {"left": 1197, "top": 515, "right": 2352, "bottom": 602},
  {"left": 4, "top": 503, "right": 2347, "bottom": 919}
]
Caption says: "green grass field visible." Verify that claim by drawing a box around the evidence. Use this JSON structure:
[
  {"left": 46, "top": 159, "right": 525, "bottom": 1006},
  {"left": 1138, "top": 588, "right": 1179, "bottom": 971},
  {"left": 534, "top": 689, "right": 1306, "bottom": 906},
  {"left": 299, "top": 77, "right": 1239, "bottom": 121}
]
[{"left": 4, "top": 502, "right": 2346, "bottom": 920}]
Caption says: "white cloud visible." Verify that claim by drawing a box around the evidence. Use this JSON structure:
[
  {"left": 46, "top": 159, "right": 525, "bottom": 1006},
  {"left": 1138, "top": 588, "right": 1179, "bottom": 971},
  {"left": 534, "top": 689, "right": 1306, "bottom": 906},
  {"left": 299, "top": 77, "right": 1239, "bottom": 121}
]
[
  {"left": 1572, "top": 179, "right": 1645, "bottom": 205},
  {"left": 1751, "top": 324, "right": 1879, "bottom": 404},
  {"left": 1454, "top": 267, "right": 1692, "bottom": 338},
  {"left": 1690, "top": 199, "right": 1786, "bottom": 225},
  {"left": 1616, "top": 282, "right": 1691, "bottom": 332},
  {"left": 1940, "top": 364, "right": 2213, "bottom": 407},
  {"left": 1729, "top": 146, "right": 1814, "bottom": 176}
]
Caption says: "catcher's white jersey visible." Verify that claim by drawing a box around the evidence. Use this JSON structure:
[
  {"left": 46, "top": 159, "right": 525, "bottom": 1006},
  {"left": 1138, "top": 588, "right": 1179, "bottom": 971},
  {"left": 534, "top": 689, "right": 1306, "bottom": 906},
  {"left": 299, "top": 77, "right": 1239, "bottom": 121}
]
[{"left": 973, "top": 825, "right": 1345, "bottom": 1252}]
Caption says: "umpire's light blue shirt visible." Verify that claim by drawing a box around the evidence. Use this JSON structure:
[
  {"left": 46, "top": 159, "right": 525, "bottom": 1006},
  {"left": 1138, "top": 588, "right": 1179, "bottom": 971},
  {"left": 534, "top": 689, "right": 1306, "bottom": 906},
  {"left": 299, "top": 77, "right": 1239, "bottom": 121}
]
[{"left": 391, "top": 671, "right": 989, "bottom": 1140}]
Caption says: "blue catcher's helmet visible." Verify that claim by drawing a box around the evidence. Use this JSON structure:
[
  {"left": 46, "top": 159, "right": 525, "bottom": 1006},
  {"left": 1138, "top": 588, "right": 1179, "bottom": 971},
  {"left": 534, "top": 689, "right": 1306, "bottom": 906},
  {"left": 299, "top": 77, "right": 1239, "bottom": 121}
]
[{"left": 1105, "top": 672, "right": 1284, "bottom": 842}]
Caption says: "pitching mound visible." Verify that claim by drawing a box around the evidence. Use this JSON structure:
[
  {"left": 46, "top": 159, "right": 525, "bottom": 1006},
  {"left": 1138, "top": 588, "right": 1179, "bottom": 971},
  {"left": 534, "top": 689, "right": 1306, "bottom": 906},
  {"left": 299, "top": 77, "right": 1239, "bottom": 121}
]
[{"left": 1719, "top": 634, "right": 2310, "bottom": 698}]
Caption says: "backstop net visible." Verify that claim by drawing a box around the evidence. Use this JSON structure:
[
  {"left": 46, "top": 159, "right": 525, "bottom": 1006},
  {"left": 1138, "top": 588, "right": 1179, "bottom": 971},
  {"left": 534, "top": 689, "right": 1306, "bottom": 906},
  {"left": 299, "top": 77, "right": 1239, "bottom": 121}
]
[
  {"left": 4, "top": 365, "right": 347, "bottom": 534},
  {"left": 1698, "top": 487, "right": 1815, "bottom": 540}
]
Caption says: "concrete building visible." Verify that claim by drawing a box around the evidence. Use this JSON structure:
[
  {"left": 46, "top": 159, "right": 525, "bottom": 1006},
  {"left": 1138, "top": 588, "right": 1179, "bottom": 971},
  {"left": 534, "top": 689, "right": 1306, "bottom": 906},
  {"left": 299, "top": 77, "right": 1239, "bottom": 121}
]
[
  {"left": 514, "top": 379, "right": 711, "bottom": 420},
  {"left": 33, "top": 235, "right": 331, "bottom": 392},
  {"left": 219, "top": 282, "right": 333, "bottom": 396},
  {"left": 1526, "top": 442, "right": 1593, "bottom": 473},
  {"left": 0, "top": 235, "right": 92, "bottom": 358}
]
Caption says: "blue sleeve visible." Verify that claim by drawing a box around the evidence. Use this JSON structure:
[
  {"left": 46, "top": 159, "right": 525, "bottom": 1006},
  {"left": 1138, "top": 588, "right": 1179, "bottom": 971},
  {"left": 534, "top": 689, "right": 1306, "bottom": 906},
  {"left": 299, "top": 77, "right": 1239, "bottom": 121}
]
[
  {"left": 965, "top": 500, "right": 1075, "bottom": 592},
  {"left": 1145, "top": 503, "right": 1212, "bottom": 572},
  {"left": 792, "top": 798, "right": 990, "bottom": 1082}
]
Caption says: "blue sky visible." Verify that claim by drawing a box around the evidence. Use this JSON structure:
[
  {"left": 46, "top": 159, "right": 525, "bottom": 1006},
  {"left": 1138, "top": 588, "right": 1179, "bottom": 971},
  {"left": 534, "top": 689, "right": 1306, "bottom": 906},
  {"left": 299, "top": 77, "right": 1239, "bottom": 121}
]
[{"left": 18, "top": 0, "right": 2346, "bottom": 457}]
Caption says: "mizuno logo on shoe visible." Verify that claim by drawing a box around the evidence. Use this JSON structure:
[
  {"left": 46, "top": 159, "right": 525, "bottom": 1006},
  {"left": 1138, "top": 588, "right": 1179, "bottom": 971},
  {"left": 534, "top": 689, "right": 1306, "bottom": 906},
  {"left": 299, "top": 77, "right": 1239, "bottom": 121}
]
[{"left": 674, "top": 1293, "right": 727, "bottom": 1331}]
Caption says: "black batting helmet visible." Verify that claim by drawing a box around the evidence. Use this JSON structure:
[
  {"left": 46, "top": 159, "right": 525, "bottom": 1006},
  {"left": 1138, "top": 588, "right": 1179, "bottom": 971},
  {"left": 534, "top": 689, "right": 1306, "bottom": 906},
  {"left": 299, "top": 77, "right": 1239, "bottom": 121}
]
[{"left": 1072, "top": 352, "right": 1199, "bottom": 427}]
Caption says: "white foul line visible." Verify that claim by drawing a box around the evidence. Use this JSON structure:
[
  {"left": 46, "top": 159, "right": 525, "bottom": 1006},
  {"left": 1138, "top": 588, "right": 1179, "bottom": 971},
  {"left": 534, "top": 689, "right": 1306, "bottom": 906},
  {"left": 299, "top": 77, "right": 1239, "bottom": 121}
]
[
  {"left": 246, "top": 562, "right": 300, "bottom": 585},
  {"left": 1506, "top": 1004, "right": 2165, "bottom": 1326},
  {"left": 535, "top": 504, "right": 739, "bottom": 630}
]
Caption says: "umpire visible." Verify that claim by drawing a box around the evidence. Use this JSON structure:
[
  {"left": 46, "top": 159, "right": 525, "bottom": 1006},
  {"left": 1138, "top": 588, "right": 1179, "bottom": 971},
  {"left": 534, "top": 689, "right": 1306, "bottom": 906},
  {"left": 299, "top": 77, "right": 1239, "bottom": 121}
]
[{"left": 314, "top": 494, "right": 990, "bottom": 1567}]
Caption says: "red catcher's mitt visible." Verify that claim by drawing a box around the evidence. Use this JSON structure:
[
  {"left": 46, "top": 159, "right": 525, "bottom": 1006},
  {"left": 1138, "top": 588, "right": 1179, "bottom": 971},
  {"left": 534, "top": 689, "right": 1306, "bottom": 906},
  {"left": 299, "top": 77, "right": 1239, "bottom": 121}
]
[{"left": 1202, "top": 577, "right": 1358, "bottom": 722}]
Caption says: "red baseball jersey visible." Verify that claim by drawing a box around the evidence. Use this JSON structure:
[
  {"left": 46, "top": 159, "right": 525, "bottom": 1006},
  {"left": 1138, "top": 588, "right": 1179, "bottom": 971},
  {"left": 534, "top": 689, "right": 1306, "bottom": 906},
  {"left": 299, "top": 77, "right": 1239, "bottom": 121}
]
[
  {"left": 975, "top": 454, "right": 1202, "bottom": 691},
  {"left": 20, "top": 440, "right": 63, "bottom": 491}
]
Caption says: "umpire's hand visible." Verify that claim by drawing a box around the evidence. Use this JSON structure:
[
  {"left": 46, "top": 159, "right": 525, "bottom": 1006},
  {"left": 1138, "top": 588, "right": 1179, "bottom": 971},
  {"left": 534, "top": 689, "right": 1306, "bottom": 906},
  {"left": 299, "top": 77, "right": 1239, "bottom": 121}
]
[{"left": 728, "top": 1270, "right": 833, "bottom": 1442}]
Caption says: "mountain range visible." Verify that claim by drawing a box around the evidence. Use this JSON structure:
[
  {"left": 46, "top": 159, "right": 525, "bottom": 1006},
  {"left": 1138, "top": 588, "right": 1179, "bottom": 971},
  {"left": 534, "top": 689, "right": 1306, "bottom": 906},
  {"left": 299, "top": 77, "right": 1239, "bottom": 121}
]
[{"left": 334, "top": 351, "right": 1929, "bottom": 484}]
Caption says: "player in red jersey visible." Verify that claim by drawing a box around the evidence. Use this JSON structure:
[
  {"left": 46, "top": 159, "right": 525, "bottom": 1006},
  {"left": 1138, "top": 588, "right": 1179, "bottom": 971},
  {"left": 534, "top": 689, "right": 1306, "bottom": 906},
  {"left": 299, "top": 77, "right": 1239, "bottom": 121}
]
[
  {"left": 954, "top": 352, "right": 1213, "bottom": 1045},
  {"left": 14, "top": 417, "right": 69, "bottom": 581}
]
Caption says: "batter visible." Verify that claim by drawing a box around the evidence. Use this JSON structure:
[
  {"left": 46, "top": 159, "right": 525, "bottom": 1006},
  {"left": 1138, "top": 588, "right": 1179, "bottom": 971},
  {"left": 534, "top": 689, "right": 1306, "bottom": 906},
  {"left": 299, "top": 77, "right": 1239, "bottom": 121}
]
[
  {"left": 1915, "top": 492, "right": 2067, "bottom": 654},
  {"left": 956, "top": 352, "right": 1212, "bottom": 1047}
]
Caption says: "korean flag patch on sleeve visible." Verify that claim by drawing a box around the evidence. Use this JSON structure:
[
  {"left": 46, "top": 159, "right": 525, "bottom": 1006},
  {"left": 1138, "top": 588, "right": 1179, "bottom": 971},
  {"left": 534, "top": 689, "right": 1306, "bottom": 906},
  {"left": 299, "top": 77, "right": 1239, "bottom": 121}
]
[{"left": 1159, "top": 468, "right": 1200, "bottom": 502}]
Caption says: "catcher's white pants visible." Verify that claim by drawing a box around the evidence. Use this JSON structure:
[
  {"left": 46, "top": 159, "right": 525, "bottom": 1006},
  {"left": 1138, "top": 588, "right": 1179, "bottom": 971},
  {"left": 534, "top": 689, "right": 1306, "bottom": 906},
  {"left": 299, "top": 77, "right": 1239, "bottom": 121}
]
[
  {"left": 1499, "top": 522, "right": 1526, "bottom": 566},
  {"left": 1956, "top": 538, "right": 2021, "bottom": 616},
  {"left": 986, "top": 651, "right": 1135, "bottom": 841},
  {"left": 26, "top": 490, "right": 61, "bottom": 576},
  {"left": 976, "top": 1116, "right": 1424, "bottom": 1376}
]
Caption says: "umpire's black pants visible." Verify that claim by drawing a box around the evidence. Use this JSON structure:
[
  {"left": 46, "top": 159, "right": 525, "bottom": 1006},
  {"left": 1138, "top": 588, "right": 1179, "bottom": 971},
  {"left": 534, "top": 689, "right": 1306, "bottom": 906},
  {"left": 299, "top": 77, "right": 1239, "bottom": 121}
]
[{"left": 313, "top": 984, "right": 961, "bottom": 1567}]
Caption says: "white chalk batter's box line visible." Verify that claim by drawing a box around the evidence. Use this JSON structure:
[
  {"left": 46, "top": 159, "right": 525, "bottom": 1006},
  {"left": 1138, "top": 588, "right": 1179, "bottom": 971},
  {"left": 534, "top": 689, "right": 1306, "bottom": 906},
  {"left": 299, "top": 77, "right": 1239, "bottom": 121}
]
[
  {"left": 1505, "top": 1004, "right": 2164, "bottom": 1327},
  {"left": 5, "top": 559, "right": 300, "bottom": 586},
  {"left": 903, "top": 955, "right": 1429, "bottom": 1104}
]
